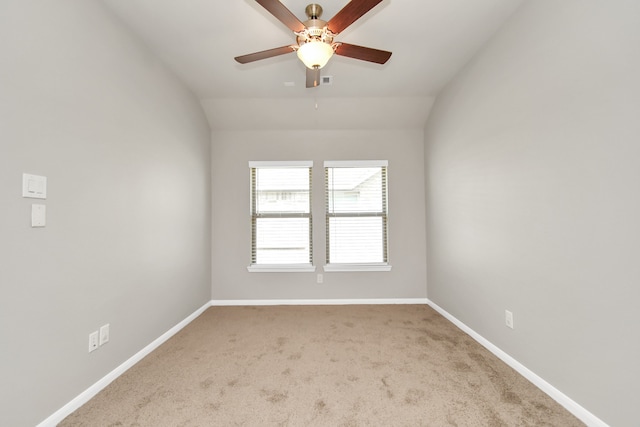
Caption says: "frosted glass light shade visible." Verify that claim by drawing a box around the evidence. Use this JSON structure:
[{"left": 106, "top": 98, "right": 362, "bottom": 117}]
[{"left": 297, "top": 41, "right": 334, "bottom": 69}]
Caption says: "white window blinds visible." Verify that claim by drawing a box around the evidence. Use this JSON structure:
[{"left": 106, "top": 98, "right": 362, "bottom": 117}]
[
  {"left": 325, "top": 161, "right": 389, "bottom": 268},
  {"left": 249, "top": 161, "right": 313, "bottom": 269}
]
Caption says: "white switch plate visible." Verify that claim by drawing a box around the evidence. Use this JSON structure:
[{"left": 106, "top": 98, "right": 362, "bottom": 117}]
[
  {"left": 99, "top": 324, "right": 110, "bottom": 346},
  {"left": 317, "top": 274, "right": 323, "bottom": 284},
  {"left": 31, "top": 204, "right": 46, "bottom": 227},
  {"left": 23, "top": 173, "right": 47, "bottom": 199}
]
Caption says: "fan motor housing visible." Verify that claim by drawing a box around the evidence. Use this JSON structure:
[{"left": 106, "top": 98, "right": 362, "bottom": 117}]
[
  {"left": 297, "top": 19, "right": 333, "bottom": 47},
  {"left": 297, "top": 3, "right": 333, "bottom": 45}
]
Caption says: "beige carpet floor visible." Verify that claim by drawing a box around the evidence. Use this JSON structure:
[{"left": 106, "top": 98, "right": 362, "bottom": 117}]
[{"left": 60, "top": 305, "right": 584, "bottom": 426}]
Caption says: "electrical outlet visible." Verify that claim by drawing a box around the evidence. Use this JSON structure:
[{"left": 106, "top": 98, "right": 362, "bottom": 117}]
[
  {"left": 89, "top": 331, "right": 99, "bottom": 353},
  {"left": 505, "top": 310, "right": 514, "bottom": 329},
  {"left": 99, "top": 324, "right": 110, "bottom": 346},
  {"left": 317, "top": 274, "right": 323, "bottom": 284}
]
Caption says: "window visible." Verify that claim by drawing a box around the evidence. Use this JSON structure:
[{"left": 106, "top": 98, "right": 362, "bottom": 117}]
[
  {"left": 324, "top": 160, "right": 391, "bottom": 271},
  {"left": 247, "top": 161, "right": 314, "bottom": 272}
]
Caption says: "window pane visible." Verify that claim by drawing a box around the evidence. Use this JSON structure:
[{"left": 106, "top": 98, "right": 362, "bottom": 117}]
[
  {"left": 327, "top": 168, "right": 382, "bottom": 213},
  {"left": 256, "top": 168, "right": 310, "bottom": 213},
  {"left": 325, "top": 164, "right": 388, "bottom": 265},
  {"left": 251, "top": 164, "right": 312, "bottom": 266},
  {"left": 328, "top": 217, "right": 384, "bottom": 263},
  {"left": 255, "top": 218, "right": 310, "bottom": 264}
]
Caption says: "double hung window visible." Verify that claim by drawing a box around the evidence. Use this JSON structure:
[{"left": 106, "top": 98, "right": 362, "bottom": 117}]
[
  {"left": 247, "top": 161, "right": 314, "bottom": 272},
  {"left": 324, "top": 161, "right": 390, "bottom": 271}
]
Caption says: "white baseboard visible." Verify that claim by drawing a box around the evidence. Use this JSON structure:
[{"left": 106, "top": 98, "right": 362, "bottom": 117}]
[
  {"left": 427, "top": 299, "right": 608, "bottom": 427},
  {"left": 37, "top": 301, "right": 212, "bottom": 427},
  {"left": 38, "top": 298, "right": 423, "bottom": 425},
  {"left": 41, "top": 298, "right": 604, "bottom": 427},
  {"left": 211, "top": 298, "right": 429, "bottom": 306}
]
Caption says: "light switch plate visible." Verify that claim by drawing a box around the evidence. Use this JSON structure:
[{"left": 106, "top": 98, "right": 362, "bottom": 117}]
[
  {"left": 99, "top": 324, "right": 110, "bottom": 346},
  {"left": 23, "top": 173, "right": 47, "bottom": 199},
  {"left": 31, "top": 204, "right": 46, "bottom": 227}
]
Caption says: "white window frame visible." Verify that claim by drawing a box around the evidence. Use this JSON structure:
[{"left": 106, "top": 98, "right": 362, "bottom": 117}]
[
  {"left": 323, "top": 160, "right": 391, "bottom": 272},
  {"left": 247, "top": 161, "right": 315, "bottom": 273}
]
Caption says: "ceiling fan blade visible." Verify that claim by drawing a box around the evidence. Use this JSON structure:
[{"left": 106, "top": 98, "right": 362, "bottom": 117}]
[
  {"left": 255, "top": 0, "right": 305, "bottom": 33},
  {"left": 234, "top": 45, "right": 296, "bottom": 64},
  {"left": 306, "top": 66, "right": 321, "bottom": 88},
  {"left": 334, "top": 43, "right": 392, "bottom": 64},
  {"left": 327, "top": 0, "right": 383, "bottom": 35}
]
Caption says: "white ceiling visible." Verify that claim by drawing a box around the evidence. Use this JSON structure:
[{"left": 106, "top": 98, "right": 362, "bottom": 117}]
[{"left": 102, "top": 0, "right": 523, "bottom": 130}]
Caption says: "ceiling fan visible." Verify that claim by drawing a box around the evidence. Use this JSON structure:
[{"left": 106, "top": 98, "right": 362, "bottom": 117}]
[{"left": 234, "top": 0, "right": 392, "bottom": 88}]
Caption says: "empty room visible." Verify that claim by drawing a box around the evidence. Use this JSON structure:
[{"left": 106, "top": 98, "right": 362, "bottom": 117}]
[{"left": 1, "top": 0, "right": 638, "bottom": 426}]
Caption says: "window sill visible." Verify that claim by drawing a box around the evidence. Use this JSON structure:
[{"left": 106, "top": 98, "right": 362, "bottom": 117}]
[
  {"left": 323, "top": 263, "right": 392, "bottom": 272},
  {"left": 247, "top": 264, "right": 316, "bottom": 273}
]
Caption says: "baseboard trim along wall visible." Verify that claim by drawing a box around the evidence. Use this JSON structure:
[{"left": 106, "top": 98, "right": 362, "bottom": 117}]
[
  {"left": 39, "top": 298, "right": 424, "bottom": 425},
  {"left": 39, "top": 298, "right": 606, "bottom": 427},
  {"left": 36, "top": 301, "right": 212, "bottom": 427},
  {"left": 427, "top": 300, "right": 609, "bottom": 427},
  {"left": 210, "top": 298, "right": 430, "bottom": 306}
]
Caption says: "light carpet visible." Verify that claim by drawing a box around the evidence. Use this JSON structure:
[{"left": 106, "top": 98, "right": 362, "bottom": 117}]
[{"left": 60, "top": 305, "right": 584, "bottom": 426}]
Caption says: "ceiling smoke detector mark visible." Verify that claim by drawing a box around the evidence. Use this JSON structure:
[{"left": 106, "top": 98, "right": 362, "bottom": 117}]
[
  {"left": 321, "top": 76, "right": 333, "bottom": 85},
  {"left": 283, "top": 81, "right": 295, "bottom": 87}
]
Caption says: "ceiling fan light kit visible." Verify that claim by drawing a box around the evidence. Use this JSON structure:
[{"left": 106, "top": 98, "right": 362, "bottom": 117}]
[
  {"left": 235, "top": 0, "right": 391, "bottom": 88},
  {"left": 296, "top": 40, "right": 335, "bottom": 69}
]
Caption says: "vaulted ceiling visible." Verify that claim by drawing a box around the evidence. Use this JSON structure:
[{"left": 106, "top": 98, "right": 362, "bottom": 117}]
[{"left": 102, "top": 0, "right": 523, "bottom": 130}]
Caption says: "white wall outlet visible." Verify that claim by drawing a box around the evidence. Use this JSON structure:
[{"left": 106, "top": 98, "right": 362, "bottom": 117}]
[
  {"left": 317, "top": 274, "right": 323, "bottom": 284},
  {"left": 31, "top": 204, "right": 46, "bottom": 227},
  {"left": 99, "top": 324, "right": 110, "bottom": 346},
  {"left": 89, "top": 331, "right": 99, "bottom": 352},
  {"left": 505, "top": 310, "right": 514, "bottom": 329}
]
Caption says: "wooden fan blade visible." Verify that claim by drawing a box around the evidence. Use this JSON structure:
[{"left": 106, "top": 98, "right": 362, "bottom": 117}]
[
  {"left": 256, "top": 0, "right": 305, "bottom": 33},
  {"left": 327, "top": 0, "right": 383, "bottom": 35},
  {"left": 234, "top": 45, "right": 296, "bottom": 64},
  {"left": 334, "top": 43, "right": 391, "bottom": 64},
  {"left": 306, "top": 66, "right": 321, "bottom": 88}
]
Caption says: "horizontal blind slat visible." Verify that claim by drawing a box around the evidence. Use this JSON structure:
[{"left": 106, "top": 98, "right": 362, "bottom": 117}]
[
  {"left": 255, "top": 213, "right": 311, "bottom": 218},
  {"left": 326, "top": 212, "right": 385, "bottom": 218}
]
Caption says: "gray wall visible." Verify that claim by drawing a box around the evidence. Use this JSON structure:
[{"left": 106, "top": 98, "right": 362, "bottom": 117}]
[
  {"left": 0, "top": 1, "right": 211, "bottom": 425},
  {"left": 212, "top": 130, "right": 427, "bottom": 301},
  {"left": 423, "top": 1, "right": 640, "bottom": 426}
]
